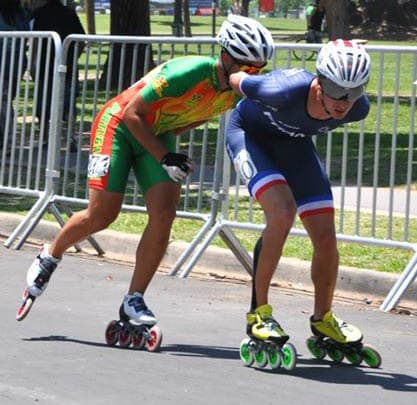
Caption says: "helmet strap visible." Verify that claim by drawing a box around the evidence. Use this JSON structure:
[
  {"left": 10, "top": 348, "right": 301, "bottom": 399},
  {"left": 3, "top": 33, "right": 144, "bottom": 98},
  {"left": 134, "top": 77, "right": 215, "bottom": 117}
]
[
  {"left": 220, "top": 50, "right": 233, "bottom": 90},
  {"left": 318, "top": 80, "right": 332, "bottom": 117}
]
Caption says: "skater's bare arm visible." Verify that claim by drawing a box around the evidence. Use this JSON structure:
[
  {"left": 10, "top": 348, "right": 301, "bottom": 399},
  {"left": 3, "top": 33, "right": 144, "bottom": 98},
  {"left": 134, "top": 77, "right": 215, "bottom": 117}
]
[{"left": 123, "top": 93, "right": 169, "bottom": 162}]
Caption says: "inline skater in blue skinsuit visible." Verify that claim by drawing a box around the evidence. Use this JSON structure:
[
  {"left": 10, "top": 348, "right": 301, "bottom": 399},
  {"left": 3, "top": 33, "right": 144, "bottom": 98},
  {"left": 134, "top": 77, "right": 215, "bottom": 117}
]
[{"left": 227, "top": 40, "right": 381, "bottom": 368}]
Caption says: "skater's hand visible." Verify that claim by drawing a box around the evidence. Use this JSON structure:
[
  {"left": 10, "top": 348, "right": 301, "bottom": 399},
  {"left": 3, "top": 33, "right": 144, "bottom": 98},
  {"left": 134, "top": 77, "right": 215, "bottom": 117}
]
[{"left": 160, "top": 152, "right": 193, "bottom": 182}]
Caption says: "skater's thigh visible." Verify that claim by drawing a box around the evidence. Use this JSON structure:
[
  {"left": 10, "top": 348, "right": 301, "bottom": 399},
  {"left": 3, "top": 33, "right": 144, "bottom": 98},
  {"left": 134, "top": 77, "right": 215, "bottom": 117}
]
[{"left": 87, "top": 189, "right": 124, "bottom": 221}]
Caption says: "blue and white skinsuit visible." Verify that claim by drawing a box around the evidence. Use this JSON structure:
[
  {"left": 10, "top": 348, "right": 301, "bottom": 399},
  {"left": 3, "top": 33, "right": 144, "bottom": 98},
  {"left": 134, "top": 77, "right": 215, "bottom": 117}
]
[{"left": 225, "top": 68, "right": 369, "bottom": 219}]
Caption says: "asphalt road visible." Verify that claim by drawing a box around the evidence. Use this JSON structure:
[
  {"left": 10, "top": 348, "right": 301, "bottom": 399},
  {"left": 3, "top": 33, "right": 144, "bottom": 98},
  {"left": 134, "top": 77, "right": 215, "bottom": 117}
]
[{"left": 1, "top": 244, "right": 417, "bottom": 405}]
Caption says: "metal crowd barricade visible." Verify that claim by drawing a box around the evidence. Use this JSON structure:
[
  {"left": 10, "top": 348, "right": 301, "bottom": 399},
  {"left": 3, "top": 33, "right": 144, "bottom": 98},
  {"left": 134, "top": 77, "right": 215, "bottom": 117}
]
[
  {"left": 2, "top": 34, "right": 416, "bottom": 312},
  {"left": 0, "top": 31, "right": 62, "bottom": 238},
  {"left": 4, "top": 34, "right": 232, "bottom": 271},
  {"left": 174, "top": 43, "right": 417, "bottom": 312}
]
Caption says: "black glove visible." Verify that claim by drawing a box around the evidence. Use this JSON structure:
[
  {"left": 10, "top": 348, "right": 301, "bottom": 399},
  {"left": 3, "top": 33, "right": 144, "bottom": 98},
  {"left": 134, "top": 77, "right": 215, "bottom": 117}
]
[{"left": 160, "top": 152, "right": 192, "bottom": 182}]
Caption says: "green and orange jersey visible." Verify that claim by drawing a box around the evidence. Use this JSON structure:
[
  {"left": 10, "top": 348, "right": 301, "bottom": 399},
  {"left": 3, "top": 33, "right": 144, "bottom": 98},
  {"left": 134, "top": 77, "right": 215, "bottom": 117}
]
[{"left": 96, "top": 55, "right": 240, "bottom": 141}]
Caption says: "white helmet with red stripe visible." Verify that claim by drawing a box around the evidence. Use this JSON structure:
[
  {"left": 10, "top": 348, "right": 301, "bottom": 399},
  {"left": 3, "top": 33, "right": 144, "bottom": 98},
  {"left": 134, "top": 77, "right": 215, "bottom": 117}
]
[
  {"left": 216, "top": 14, "right": 274, "bottom": 64},
  {"left": 316, "top": 39, "right": 371, "bottom": 88}
]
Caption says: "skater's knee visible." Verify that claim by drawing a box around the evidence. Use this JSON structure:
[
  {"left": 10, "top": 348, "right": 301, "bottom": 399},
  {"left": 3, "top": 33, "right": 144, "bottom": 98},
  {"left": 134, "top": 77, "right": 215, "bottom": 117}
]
[
  {"left": 148, "top": 205, "right": 176, "bottom": 229},
  {"left": 81, "top": 208, "right": 118, "bottom": 232}
]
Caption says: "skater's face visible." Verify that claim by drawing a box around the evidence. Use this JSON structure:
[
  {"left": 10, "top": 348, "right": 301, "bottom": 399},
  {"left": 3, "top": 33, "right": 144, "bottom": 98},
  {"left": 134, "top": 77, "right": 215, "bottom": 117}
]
[{"left": 321, "top": 95, "right": 355, "bottom": 120}]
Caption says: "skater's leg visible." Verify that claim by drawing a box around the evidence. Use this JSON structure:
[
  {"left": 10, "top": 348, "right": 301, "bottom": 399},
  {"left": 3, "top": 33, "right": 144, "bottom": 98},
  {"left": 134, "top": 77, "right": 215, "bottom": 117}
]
[
  {"left": 49, "top": 189, "right": 124, "bottom": 258},
  {"left": 302, "top": 213, "right": 338, "bottom": 320},
  {"left": 128, "top": 181, "right": 181, "bottom": 294},
  {"left": 303, "top": 213, "right": 363, "bottom": 344},
  {"left": 253, "top": 185, "right": 296, "bottom": 308},
  {"left": 250, "top": 236, "right": 263, "bottom": 311}
]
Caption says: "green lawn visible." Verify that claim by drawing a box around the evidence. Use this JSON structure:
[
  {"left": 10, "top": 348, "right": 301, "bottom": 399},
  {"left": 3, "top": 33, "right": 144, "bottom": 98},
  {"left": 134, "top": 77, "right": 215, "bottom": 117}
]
[{"left": 3, "top": 13, "right": 415, "bottom": 276}]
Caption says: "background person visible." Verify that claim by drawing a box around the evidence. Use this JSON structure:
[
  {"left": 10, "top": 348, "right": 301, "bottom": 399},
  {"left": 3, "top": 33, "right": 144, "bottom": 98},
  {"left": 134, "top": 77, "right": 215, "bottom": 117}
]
[
  {"left": 30, "top": 0, "right": 85, "bottom": 151},
  {"left": 305, "top": 0, "right": 325, "bottom": 43},
  {"left": 0, "top": 0, "right": 30, "bottom": 152}
]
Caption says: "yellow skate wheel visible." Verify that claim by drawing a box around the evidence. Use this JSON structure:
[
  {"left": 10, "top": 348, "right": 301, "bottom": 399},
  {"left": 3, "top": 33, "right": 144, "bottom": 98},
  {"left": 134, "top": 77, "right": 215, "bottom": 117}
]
[
  {"left": 361, "top": 345, "right": 382, "bottom": 368},
  {"left": 267, "top": 346, "right": 281, "bottom": 369},
  {"left": 281, "top": 343, "right": 297, "bottom": 370},
  {"left": 239, "top": 338, "right": 254, "bottom": 366},
  {"left": 254, "top": 348, "right": 268, "bottom": 368},
  {"left": 306, "top": 336, "right": 326, "bottom": 360}
]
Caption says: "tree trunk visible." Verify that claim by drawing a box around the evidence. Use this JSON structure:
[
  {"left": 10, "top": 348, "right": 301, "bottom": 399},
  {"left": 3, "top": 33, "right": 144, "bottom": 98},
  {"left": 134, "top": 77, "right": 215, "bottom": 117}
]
[
  {"left": 173, "top": 0, "right": 184, "bottom": 36},
  {"left": 84, "top": 0, "right": 96, "bottom": 34},
  {"left": 241, "top": 0, "right": 250, "bottom": 16},
  {"left": 101, "top": 0, "right": 152, "bottom": 90},
  {"left": 183, "top": 0, "right": 192, "bottom": 37},
  {"left": 323, "top": 0, "right": 350, "bottom": 40}
]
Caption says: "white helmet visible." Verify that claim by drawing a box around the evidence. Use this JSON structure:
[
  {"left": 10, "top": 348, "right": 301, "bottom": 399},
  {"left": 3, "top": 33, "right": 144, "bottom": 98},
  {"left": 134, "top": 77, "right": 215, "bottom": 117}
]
[
  {"left": 316, "top": 39, "right": 371, "bottom": 88},
  {"left": 216, "top": 15, "right": 274, "bottom": 64}
]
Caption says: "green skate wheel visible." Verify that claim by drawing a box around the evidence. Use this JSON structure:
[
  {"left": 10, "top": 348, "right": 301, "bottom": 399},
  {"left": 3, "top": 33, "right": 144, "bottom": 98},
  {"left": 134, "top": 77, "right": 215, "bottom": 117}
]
[
  {"left": 254, "top": 348, "right": 268, "bottom": 368},
  {"left": 306, "top": 336, "right": 326, "bottom": 360},
  {"left": 345, "top": 351, "right": 363, "bottom": 366},
  {"left": 281, "top": 343, "right": 297, "bottom": 370},
  {"left": 361, "top": 345, "right": 382, "bottom": 368},
  {"left": 326, "top": 346, "right": 344, "bottom": 363},
  {"left": 239, "top": 338, "right": 254, "bottom": 367},
  {"left": 267, "top": 346, "right": 281, "bottom": 370}
]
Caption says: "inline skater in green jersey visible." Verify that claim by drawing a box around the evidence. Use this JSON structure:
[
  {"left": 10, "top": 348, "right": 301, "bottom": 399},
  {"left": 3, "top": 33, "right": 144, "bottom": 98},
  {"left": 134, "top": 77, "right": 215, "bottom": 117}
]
[{"left": 17, "top": 16, "right": 274, "bottom": 345}]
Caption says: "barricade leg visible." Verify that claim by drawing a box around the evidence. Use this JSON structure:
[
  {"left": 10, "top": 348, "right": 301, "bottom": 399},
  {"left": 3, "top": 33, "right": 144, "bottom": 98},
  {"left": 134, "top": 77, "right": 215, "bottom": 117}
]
[
  {"left": 218, "top": 227, "right": 252, "bottom": 275},
  {"left": 5, "top": 194, "right": 52, "bottom": 249},
  {"left": 179, "top": 222, "right": 223, "bottom": 278},
  {"left": 380, "top": 251, "right": 417, "bottom": 311},
  {"left": 168, "top": 217, "right": 213, "bottom": 276}
]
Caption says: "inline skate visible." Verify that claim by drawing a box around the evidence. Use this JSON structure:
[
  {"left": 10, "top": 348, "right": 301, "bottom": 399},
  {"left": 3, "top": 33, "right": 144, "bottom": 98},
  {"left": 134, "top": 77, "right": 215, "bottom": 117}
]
[
  {"left": 239, "top": 304, "right": 297, "bottom": 370},
  {"left": 306, "top": 311, "right": 381, "bottom": 368},
  {"left": 105, "top": 292, "right": 162, "bottom": 352},
  {"left": 16, "top": 245, "right": 60, "bottom": 321}
]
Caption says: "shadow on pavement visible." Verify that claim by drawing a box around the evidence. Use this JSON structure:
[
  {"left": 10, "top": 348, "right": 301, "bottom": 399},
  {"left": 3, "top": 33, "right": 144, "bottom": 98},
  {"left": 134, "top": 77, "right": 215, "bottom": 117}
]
[
  {"left": 22, "top": 336, "right": 239, "bottom": 360},
  {"left": 256, "top": 357, "right": 417, "bottom": 392},
  {"left": 21, "top": 336, "right": 417, "bottom": 391}
]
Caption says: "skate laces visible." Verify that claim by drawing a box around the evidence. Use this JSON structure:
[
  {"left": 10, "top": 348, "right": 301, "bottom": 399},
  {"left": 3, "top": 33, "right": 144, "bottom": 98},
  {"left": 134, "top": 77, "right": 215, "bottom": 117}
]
[
  {"left": 34, "top": 255, "right": 57, "bottom": 288},
  {"left": 325, "top": 312, "right": 349, "bottom": 335},
  {"left": 127, "top": 293, "right": 153, "bottom": 316},
  {"left": 255, "top": 304, "right": 287, "bottom": 336}
]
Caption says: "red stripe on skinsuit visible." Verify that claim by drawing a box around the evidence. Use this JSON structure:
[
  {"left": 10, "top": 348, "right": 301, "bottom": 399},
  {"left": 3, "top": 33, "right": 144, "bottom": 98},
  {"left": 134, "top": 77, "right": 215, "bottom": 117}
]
[
  {"left": 254, "top": 179, "right": 287, "bottom": 200},
  {"left": 299, "top": 207, "right": 334, "bottom": 219},
  {"left": 88, "top": 101, "right": 122, "bottom": 190}
]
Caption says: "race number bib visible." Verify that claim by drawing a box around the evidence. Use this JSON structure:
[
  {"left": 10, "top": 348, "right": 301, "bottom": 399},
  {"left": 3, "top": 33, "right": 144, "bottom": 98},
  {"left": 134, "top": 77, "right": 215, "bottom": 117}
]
[
  {"left": 233, "top": 150, "right": 257, "bottom": 184},
  {"left": 88, "top": 154, "right": 110, "bottom": 178}
]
